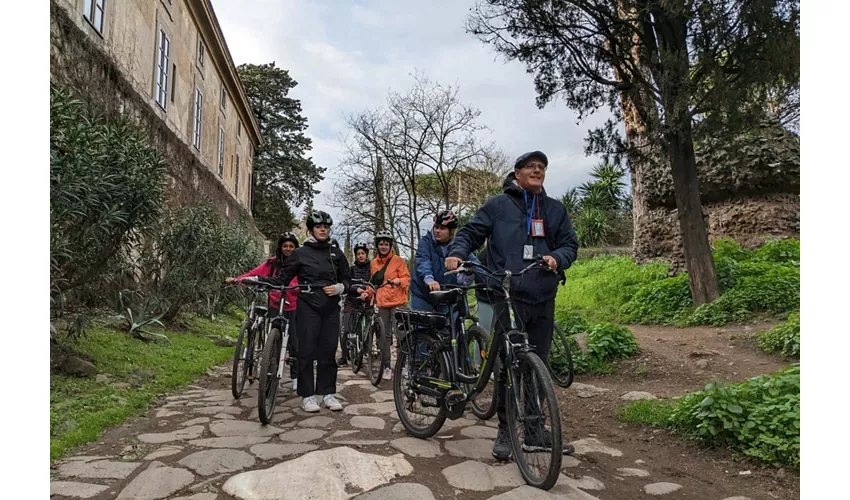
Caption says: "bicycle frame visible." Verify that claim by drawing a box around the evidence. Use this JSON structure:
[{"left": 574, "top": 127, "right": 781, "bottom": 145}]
[{"left": 409, "top": 259, "right": 547, "bottom": 418}]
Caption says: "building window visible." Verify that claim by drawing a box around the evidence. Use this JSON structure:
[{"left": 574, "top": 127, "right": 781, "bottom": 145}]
[
  {"left": 220, "top": 88, "right": 228, "bottom": 112},
  {"left": 83, "top": 0, "right": 105, "bottom": 34},
  {"left": 235, "top": 155, "right": 240, "bottom": 197},
  {"left": 171, "top": 64, "right": 177, "bottom": 103},
  {"left": 193, "top": 89, "right": 203, "bottom": 150},
  {"left": 237, "top": 120, "right": 242, "bottom": 138},
  {"left": 218, "top": 128, "right": 225, "bottom": 177},
  {"left": 198, "top": 39, "right": 206, "bottom": 68},
  {"left": 154, "top": 29, "right": 170, "bottom": 110}
]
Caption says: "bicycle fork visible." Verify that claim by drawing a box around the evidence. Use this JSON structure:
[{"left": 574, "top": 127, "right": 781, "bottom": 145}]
[{"left": 276, "top": 320, "right": 290, "bottom": 379}]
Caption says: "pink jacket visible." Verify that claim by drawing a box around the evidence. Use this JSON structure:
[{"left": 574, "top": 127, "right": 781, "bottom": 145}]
[{"left": 237, "top": 258, "right": 298, "bottom": 312}]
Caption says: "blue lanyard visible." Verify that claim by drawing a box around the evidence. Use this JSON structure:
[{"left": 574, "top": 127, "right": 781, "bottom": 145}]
[{"left": 524, "top": 190, "right": 536, "bottom": 235}]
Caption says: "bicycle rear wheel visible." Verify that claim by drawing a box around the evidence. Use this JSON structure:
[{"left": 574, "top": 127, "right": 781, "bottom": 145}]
[
  {"left": 366, "top": 316, "right": 385, "bottom": 386},
  {"left": 231, "top": 319, "right": 252, "bottom": 399},
  {"left": 464, "top": 325, "right": 497, "bottom": 420},
  {"left": 506, "top": 350, "right": 562, "bottom": 490},
  {"left": 393, "top": 331, "right": 448, "bottom": 438},
  {"left": 547, "top": 324, "right": 574, "bottom": 388},
  {"left": 258, "top": 327, "right": 283, "bottom": 425}
]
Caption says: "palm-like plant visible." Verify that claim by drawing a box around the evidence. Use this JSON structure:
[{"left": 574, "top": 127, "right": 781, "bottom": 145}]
[
  {"left": 104, "top": 290, "right": 169, "bottom": 343},
  {"left": 560, "top": 188, "right": 580, "bottom": 216}
]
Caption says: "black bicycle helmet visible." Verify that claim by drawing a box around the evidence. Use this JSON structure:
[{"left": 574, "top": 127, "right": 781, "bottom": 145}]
[
  {"left": 306, "top": 210, "right": 333, "bottom": 230},
  {"left": 374, "top": 230, "right": 394, "bottom": 245},
  {"left": 353, "top": 242, "right": 369, "bottom": 254},
  {"left": 279, "top": 232, "right": 300, "bottom": 248},
  {"left": 434, "top": 210, "right": 459, "bottom": 229}
]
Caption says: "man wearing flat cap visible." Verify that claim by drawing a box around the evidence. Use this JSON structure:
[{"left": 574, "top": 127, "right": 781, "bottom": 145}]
[{"left": 446, "top": 150, "right": 579, "bottom": 460}]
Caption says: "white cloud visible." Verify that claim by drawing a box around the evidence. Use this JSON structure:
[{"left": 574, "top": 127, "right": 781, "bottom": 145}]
[{"left": 213, "top": 0, "right": 615, "bottom": 220}]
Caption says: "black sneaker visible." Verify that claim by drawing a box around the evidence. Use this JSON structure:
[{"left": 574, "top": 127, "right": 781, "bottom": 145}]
[
  {"left": 492, "top": 428, "right": 512, "bottom": 460},
  {"left": 336, "top": 357, "right": 349, "bottom": 367},
  {"left": 522, "top": 427, "right": 553, "bottom": 452},
  {"left": 522, "top": 428, "right": 576, "bottom": 455}
]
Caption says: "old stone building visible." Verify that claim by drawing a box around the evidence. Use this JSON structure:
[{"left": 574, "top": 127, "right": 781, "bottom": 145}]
[{"left": 51, "top": 0, "right": 261, "bottom": 219}]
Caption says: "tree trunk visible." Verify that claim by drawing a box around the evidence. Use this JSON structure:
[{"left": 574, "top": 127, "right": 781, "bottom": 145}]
[
  {"left": 652, "top": 10, "right": 720, "bottom": 305},
  {"left": 375, "top": 156, "right": 386, "bottom": 233}
]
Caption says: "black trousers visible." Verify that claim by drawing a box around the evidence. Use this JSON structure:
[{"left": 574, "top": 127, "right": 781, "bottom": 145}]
[
  {"left": 494, "top": 298, "right": 555, "bottom": 430},
  {"left": 295, "top": 303, "right": 340, "bottom": 397}
]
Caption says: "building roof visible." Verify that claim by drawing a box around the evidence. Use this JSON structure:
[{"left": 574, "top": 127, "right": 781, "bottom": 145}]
[{"left": 185, "top": 0, "right": 263, "bottom": 147}]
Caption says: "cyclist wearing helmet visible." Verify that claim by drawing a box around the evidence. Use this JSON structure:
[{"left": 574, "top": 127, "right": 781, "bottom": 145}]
[
  {"left": 251, "top": 211, "right": 350, "bottom": 413},
  {"left": 411, "top": 210, "right": 478, "bottom": 314},
  {"left": 359, "top": 230, "right": 410, "bottom": 380},
  {"left": 226, "top": 233, "right": 301, "bottom": 386},
  {"left": 337, "top": 243, "right": 372, "bottom": 367}
]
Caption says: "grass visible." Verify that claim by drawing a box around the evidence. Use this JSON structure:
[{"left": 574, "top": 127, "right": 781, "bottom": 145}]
[
  {"left": 617, "top": 398, "right": 677, "bottom": 426},
  {"left": 557, "top": 255, "right": 669, "bottom": 322},
  {"left": 50, "top": 312, "right": 241, "bottom": 460}
]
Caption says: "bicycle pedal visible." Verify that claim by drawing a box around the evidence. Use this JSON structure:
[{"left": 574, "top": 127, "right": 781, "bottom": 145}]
[{"left": 445, "top": 390, "right": 466, "bottom": 404}]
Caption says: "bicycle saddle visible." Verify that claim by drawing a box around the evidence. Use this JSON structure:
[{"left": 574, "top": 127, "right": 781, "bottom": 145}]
[{"left": 428, "top": 288, "right": 463, "bottom": 305}]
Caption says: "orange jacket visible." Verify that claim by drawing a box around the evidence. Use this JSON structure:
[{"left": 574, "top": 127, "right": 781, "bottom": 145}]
[{"left": 369, "top": 252, "right": 410, "bottom": 308}]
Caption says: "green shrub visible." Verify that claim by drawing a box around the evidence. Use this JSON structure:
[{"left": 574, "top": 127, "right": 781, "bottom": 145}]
[
  {"left": 620, "top": 273, "right": 692, "bottom": 324},
  {"left": 669, "top": 365, "right": 800, "bottom": 467},
  {"left": 757, "top": 312, "right": 800, "bottom": 358},
  {"left": 712, "top": 238, "right": 753, "bottom": 262},
  {"left": 751, "top": 238, "right": 800, "bottom": 266},
  {"left": 574, "top": 208, "right": 610, "bottom": 247},
  {"left": 553, "top": 321, "right": 638, "bottom": 375},
  {"left": 151, "top": 204, "right": 263, "bottom": 322},
  {"left": 50, "top": 86, "right": 166, "bottom": 304},
  {"left": 619, "top": 365, "right": 800, "bottom": 467},
  {"left": 555, "top": 311, "right": 589, "bottom": 334}
]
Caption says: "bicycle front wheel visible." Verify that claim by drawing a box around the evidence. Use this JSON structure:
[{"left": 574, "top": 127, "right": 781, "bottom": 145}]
[
  {"left": 366, "top": 316, "right": 385, "bottom": 386},
  {"left": 231, "top": 319, "right": 252, "bottom": 399},
  {"left": 547, "top": 324, "right": 574, "bottom": 388},
  {"left": 506, "top": 350, "right": 562, "bottom": 490},
  {"left": 258, "top": 327, "right": 283, "bottom": 425}
]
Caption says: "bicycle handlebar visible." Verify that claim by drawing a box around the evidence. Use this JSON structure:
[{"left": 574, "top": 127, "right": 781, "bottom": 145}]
[
  {"left": 445, "top": 255, "right": 552, "bottom": 279},
  {"left": 236, "top": 276, "right": 315, "bottom": 294}
]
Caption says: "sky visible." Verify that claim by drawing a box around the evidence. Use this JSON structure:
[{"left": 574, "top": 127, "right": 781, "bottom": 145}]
[{"left": 213, "top": 0, "right": 613, "bottom": 222}]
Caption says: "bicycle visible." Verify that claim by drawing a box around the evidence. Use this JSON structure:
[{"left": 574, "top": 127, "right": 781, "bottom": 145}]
[
  {"left": 393, "top": 256, "right": 563, "bottom": 490},
  {"left": 230, "top": 284, "right": 270, "bottom": 399},
  {"left": 341, "top": 280, "right": 371, "bottom": 375},
  {"left": 355, "top": 280, "right": 397, "bottom": 387},
  {"left": 238, "top": 277, "right": 314, "bottom": 425},
  {"left": 547, "top": 323, "right": 575, "bottom": 388}
]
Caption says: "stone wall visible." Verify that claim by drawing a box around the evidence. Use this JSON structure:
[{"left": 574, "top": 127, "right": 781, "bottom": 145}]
[
  {"left": 632, "top": 123, "right": 800, "bottom": 271},
  {"left": 50, "top": 0, "right": 258, "bottom": 229}
]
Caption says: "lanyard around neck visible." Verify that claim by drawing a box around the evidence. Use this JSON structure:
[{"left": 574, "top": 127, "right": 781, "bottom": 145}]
[{"left": 523, "top": 190, "right": 536, "bottom": 235}]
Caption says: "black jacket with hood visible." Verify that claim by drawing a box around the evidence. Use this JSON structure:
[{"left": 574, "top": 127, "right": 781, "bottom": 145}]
[
  {"left": 262, "top": 236, "right": 350, "bottom": 312},
  {"left": 448, "top": 172, "right": 579, "bottom": 305}
]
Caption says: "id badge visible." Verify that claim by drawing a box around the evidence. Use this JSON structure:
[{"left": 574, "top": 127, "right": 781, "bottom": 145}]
[
  {"left": 523, "top": 245, "right": 534, "bottom": 261},
  {"left": 531, "top": 219, "right": 545, "bottom": 237}
]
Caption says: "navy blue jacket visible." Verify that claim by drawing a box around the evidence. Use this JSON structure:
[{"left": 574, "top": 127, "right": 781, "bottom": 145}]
[
  {"left": 411, "top": 231, "right": 478, "bottom": 304},
  {"left": 448, "top": 172, "right": 579, "bottom": 305}
]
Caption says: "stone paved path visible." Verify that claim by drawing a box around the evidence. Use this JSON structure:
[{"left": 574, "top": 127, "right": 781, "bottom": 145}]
[{"left": 50, "top": 364, "right": 755, "bottom": 500}]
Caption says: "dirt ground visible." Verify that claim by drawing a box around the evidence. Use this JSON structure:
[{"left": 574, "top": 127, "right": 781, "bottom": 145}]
[{"left": 557, "top": 320, "right": 799, "bottom": 499}]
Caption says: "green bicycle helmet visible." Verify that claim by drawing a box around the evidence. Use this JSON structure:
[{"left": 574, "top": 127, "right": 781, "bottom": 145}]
[{"left": 306, "top": 211, "right": 333, "bottom": 230}]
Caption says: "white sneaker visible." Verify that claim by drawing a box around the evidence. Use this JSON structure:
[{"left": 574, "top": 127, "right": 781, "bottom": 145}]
[
  {"left": 322, "top": 394, "right": 343, "bottom": 411},
  {"left": 383, "top": 368, "right": 393, "bottom": 380},
  {"left": 292, "top": 379, "right": 298, "bottom": 392},
  {"left": 301, "top": 396, "right": 320, "bottom": 413}
]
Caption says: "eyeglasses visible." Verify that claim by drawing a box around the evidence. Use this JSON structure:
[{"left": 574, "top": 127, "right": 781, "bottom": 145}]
[{"left": 521, "top": 162, "right": 547, "bottom": 171}]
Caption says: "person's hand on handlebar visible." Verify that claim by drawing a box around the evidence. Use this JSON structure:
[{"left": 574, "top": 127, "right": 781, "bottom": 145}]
[
  {"left": 389, "top": 278, "right": 401, "bottom": 286},
  {"left": 225, "top": 277, "right": 236, "bottom": 285},
  {"left": 542, "top": 255, "right": 558, "bottom": 272},
  {"left": 445, "top": 256, "right": 462, "bottom": 271}
]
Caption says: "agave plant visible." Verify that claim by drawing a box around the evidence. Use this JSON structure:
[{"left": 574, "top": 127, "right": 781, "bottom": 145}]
[
  {"left": 103, "top": 290, "right": 169, "bottom": 343},
  {"left": 575, "top": 208, "right": 610, "bottom": 248}
]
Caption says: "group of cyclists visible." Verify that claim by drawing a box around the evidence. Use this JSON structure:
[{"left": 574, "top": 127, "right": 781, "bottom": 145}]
[{"left": 226, "top": 149, "right": 580, "bottom": 467}]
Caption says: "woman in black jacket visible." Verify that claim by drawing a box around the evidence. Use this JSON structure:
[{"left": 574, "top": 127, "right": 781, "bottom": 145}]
[
  {"left": 249, "top": 211, "right": 350, "bottom": 413},
  {"left": 338, "top": 243, "right": 372, "bottom": 366}
]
